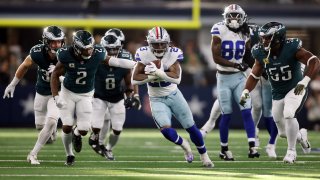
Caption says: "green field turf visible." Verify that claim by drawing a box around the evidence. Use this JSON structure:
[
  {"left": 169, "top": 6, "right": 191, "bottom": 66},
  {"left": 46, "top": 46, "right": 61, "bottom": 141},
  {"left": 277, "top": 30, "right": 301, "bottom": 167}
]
[{"left": 0, "top": 128, "right": 319, "bottom": 180}]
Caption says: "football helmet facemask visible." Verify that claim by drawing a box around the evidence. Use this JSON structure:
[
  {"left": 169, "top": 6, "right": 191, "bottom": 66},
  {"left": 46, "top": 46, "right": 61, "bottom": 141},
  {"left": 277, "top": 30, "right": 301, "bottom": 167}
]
[
  {"left": 100, "top": 34, "right": 122, "bottom": 57},
  {"left": 42, "top": 26, "right": 65, "bottom": 53},
  {"left": 259, "top": 22, "right": 286, "bottom": 51},
  {"left": 146, "top": 26, "right": 170, "bottom": 58},
  {"left": 105, "top": 28, "right": 125, "bottom": 44},
  {"left": 223, "top": 4, "right": 247, "bottom": 30},
  {"left": 72, "top": 30, "right": 95, "bottom": 60}
]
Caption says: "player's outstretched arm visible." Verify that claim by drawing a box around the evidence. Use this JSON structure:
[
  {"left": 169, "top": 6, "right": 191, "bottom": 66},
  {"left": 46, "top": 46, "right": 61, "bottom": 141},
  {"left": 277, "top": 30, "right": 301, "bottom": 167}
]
[
  {"left": 294, "top": 48, "right": 320, "bottom": 95},
  {"left": 105, "top": 56, "right": 137, "bottom": 69},
  {"left": 131, "top": 62, "right": 158, "bottom": 85},
  {"left": 3, "top": 55, "right": 34, "bottom": 98},
  {"left": 154, "top": 61, "right": 181, "bottom": 84},
  {"left": 240, "top": 60, "right": 263, "bottom": 106},
  {"left": 50, "top": 61, "right": 65, "bottom": 97}
]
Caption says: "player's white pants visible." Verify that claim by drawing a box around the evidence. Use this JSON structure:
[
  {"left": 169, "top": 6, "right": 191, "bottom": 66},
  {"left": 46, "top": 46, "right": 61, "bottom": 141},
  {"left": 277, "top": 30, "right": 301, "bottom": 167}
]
[
  {"left": 91, "top": 98, "right": 126, "bottom": 131},
  {"left": 272, "top": 88, "right": 308, "bottom": 138},
  {"left": 59, "top": 84, "right": 94, "bottom": 131},
  {"left": 34, "top": 93, "right": 60, "bottom": 129},
  {"left": 250, "top": 77, "right": 273, "bottom": 126}
]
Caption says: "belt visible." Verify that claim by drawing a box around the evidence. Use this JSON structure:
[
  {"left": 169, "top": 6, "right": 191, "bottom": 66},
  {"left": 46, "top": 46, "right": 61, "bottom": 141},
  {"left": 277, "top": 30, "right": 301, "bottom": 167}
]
[{"left": 218, "top": 70, "right": 239, "bottom": 75}]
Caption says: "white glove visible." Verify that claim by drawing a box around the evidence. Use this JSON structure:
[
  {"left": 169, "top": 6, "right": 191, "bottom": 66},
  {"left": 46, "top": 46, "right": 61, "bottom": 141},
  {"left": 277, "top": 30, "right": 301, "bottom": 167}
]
[
  {"left": 3, "top": 85, "right": 16, "bottom": 99},
  {"left": 239, "top": 89, "right": 250, "bottom": 107},
  {"left": 144, "top": 62, "right": 157, "bottom": 75},
  {"left": 48, "top": 64, "right": 56, "bottom": 74},
  {"left": 59, "top": 76, "right": 65, "bottom": 83},
  {"left": 3, "top": 77, "right": 20, "bottom": 99},
  {"left": 53, "top": 95, "right": 67, "bottom": 108}
]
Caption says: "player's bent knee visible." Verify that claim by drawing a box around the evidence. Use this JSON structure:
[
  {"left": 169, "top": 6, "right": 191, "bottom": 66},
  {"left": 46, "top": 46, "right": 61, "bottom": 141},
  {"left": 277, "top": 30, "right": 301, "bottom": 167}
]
[
  {"left": 79, "top": 130, "right": 88, "bottom": 136},
  {"left": 46, "top": 117, "right": 57, "bottom": 129},
  {"left": 113, "top": 129, "right": 121, "bottom": 135},
  {"left": 62, "top": 125, "right": 73, "bottom": 134},
  {"left": 35, "top": 124, "right": 44, "bottom": 130},
  {"left": 283, "top": 110, "right": 295, "bottom": 119}
]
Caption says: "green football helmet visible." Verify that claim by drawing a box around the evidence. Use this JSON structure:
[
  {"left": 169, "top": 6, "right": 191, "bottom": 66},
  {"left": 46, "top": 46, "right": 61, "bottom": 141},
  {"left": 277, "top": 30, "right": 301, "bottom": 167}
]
[
  {"left": 72, "top": 30, "right": 95, "bottom": 60},
  {"left": 42, "top": 26, "right": 65, "bottom": 53},
  {"left": 259, "top": 22, "right": 286, "bottom": 51},
  {"left": 100, "top": 34, "right": 122, "bottom": 57},
  {"left": 105, "top": 28, "right": 125, "bottom": 44}
]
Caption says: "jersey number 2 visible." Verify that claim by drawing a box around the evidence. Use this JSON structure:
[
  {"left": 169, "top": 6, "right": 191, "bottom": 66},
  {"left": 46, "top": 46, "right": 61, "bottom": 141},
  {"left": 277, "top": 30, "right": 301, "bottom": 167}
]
[
  {"left": 221, "top": 40, "right": 245, "bottom": 60},
  {"left": 76, "top": 71, "right": 87, "bottom": 85}
]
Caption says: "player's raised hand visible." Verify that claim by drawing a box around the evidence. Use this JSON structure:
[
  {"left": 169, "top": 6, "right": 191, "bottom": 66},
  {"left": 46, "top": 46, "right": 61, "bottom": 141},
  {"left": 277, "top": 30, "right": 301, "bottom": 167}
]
[
  {"left": 239, "top": 89, "right": 250, "bottom": 107},
  {"left": 3, "top": 85, "right": 16, "bottom": 99}
]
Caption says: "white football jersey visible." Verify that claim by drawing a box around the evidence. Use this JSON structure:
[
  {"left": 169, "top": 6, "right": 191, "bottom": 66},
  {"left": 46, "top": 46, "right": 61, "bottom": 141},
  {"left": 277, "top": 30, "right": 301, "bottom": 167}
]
[
  {"left": 211, "top": 21, "right": 249, "bottom": 72},
  {"left": 135, "top": 46, "right": 183, "bottom": 97}
]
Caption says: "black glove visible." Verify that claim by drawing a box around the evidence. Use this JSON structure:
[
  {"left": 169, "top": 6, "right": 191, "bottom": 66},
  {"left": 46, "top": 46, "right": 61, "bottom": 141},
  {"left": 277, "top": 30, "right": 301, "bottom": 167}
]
[
  {"left": 132, "top": 94, "right": 141, "bottom": 110},
  {"left": 124, "top": 97, "right": 134, "bottom": 109},
  {"left": 234, "top": 63, "right": 249, "bottom": 71}
]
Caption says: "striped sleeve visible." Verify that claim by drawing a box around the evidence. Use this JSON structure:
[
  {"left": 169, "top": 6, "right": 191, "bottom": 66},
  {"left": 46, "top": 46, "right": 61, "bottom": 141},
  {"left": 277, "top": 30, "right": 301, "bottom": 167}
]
[{"left": 210, "top": 24, "right": 221, "bottom": 38}]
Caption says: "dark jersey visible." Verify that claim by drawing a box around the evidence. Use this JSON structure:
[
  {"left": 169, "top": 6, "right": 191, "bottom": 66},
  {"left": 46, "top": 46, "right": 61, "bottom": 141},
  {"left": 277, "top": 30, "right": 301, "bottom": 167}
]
[
  {"left": 30, "top": 44, "right": 58, "bottom": 95},
  {"left": 57, "top": 45, "right": 107, "bottom": 93},
  {"left": 94, "top": 49, "right": 132, "bottom": 103},
  {"left": 252, "top": 38, "right": 303, "bottom": 100}
]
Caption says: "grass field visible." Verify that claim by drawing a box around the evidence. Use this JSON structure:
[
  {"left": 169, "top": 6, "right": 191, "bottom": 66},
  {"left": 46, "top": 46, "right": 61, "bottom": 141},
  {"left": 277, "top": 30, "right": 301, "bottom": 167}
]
[{"left": 0, "top": 128, "right": 319, "bottom": 180}]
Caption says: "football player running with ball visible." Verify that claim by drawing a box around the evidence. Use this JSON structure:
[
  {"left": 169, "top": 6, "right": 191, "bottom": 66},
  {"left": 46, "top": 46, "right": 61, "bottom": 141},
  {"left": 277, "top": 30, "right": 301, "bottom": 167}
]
[
  {"left": 50, "top": 30, "right": 136, "bottom": 166},
  {"left": 240, "top": 22, "right": 319, "bottom": 163},
  {"left": 132, "top": 26, "right": 213, "bottom": 168}
]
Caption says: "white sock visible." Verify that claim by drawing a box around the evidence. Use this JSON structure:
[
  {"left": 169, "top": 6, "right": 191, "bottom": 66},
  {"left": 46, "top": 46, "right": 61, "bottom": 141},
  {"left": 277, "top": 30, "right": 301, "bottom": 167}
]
[
  {"left": 30, "top": 118, "right": 56, "bottom": 155},
  {"left": 106, "top": 133, "right": 120, "bottom": 150},
  {"left": 201, "top": 100, "right": 220, "bottom": 133},
  {"left": 99, "top": 120, "right": 111, "bottom": 145},
  {"left": 62, "top": 132, "right": 74, "bottom": 156},
  {"left": 285, "top": 118, "right": 299, "bottom": 151}
]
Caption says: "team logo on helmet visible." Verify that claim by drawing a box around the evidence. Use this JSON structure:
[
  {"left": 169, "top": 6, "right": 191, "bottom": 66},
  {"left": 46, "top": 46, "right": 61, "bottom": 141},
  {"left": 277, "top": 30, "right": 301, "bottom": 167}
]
[{"left": 223, "top": 4, "right": 247, "bottom": 30}]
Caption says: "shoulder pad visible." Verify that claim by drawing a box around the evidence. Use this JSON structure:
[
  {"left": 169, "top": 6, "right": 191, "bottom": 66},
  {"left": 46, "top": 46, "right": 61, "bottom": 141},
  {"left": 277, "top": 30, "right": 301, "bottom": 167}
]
[
  {"left": 29, "top": 44, "right": 44, "bottom": 54},
  {"left": 251, "top": 44, "right": 264, "bottom": 59},
  {"left": 56, "top": 47, "right": 69, "bottom": 62},
  {"left": 135, "top": 46, "right": 157, "bottom": 64},
  {"left": 210, "top": 22, "right": 225, "bottom": 36},
  {"left": 286, "top": 38, "right": 302, "bottom": 50},
  {"left": 167, "top": 47, "right": 183, "bottom": 62}
]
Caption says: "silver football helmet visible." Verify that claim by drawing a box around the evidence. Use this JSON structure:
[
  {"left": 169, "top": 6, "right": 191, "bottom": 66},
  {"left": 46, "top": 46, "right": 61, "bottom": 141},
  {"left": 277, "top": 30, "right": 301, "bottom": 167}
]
[
  {"left": 146, "top": 26, "right": 170, "bottom": 58},
  {"left": 223, "top": 4, "right": 247, "bottom": 30}
]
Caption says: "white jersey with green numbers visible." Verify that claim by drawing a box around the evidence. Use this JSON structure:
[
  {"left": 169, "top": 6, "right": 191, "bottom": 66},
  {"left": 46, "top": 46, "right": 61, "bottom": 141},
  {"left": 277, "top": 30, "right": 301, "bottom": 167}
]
[{"left": 252, "top": 38, "right": 303, "bottom": 100}]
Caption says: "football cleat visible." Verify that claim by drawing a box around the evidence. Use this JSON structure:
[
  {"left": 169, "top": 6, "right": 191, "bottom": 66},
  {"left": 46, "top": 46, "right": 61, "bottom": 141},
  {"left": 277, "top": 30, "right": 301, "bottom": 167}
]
[
  {"left": 265, "top": 144, "right": 277, "bottom": 158},
  {"left": 299, "top": 128, "right": 311, "bottom": 154},
  {"left": 27, "top": 154, "right": 40, "bottom": 165},
  {"left": 104, "top": 149, "right": 115, "bottom": 161},
  {"left": 200, "top": 152, "right": 214, "bottom": 168},
  {"left": 248, "top": 147, "right": 260, "bottom": 158},
  {"left": 219, "top": 150, "right": 234, "bottom": 161},
  {"left": 72, "top": 133, "right": 82, "bottom": 153},
  {"left": 46, "top": 136, "right": 54, "bottom": 144},
  {"left": 65, "top": 155, "right": 75, "bottom": 166},
  {"left": 88, "top": 132, "right": 103, "bottom": 156},
  {"left": 283, "top": 150, "right": 296, "bottom": 164},
  {"left": 180, "top": 138, "right": 194, "bottom": 163}
]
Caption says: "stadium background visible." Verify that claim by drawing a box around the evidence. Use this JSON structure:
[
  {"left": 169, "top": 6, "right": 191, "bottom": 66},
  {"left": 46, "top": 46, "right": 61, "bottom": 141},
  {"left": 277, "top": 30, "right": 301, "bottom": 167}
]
[{"left": 0, "top": 0, "right": 320, "bottom": 130}]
